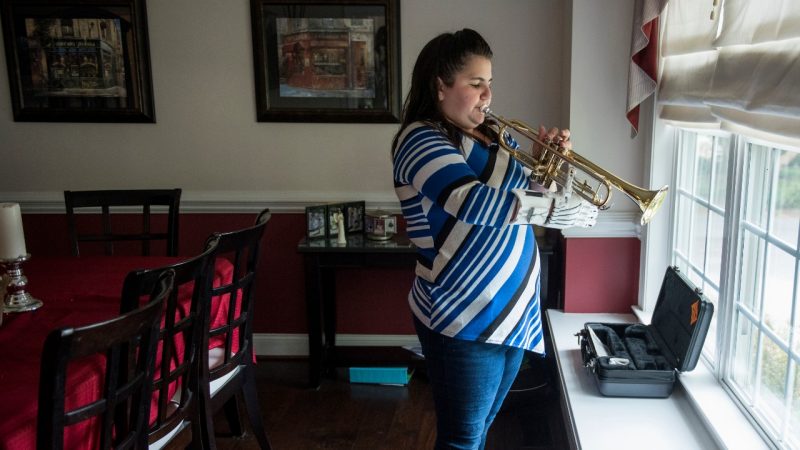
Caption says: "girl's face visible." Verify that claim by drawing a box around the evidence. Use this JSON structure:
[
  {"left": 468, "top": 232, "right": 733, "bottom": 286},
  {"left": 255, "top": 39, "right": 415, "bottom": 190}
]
[{"left": 437, "top": 55, "right": 492, "bottom": 133}]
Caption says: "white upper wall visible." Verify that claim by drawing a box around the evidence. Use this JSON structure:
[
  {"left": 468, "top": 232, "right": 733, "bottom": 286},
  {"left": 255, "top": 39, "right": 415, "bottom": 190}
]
[
  {"left": 0, "top": 0, "right": 646, "bottom": 212},
  {"left": 567, "top": 0, "right": 647, "bottom": 216}
]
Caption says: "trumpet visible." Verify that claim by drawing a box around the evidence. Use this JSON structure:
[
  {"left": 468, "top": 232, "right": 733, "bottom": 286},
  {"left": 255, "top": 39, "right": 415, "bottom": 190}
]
[{"left": 480, "top": 107, "right": 668, "bottom": 225}]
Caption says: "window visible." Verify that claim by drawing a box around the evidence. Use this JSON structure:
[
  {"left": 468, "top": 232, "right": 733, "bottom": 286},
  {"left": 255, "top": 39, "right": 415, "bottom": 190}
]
[
  {"left": 672, "top": 130, "right": 731, "bottom": 363},
  {"left": 671, "top": 128, "right": 800, "bottom": 448}
]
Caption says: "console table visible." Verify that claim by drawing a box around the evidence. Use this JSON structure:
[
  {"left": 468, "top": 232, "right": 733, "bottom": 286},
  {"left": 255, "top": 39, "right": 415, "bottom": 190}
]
[
  {"left": 298, "top": 231, "right": 561, "bottom": 389},
  {"left": 298, "top": 234, "right": 417, "bottom": 388}
]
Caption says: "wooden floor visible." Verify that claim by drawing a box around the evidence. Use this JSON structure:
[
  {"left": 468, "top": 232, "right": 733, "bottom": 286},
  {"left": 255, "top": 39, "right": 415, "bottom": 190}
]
[{"left": 213, "top": 357, "right": 569, "bottom": 450}]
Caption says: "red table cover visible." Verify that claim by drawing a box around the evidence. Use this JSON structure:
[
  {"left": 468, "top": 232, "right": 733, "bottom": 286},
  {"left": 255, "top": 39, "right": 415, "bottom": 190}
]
[{"left": 0, "top": 256, "right": 235, "bottom": 450}]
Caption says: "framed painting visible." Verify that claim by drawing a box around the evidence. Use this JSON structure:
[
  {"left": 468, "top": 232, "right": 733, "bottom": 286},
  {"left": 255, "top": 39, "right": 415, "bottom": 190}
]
[
  {"left": 249, "top": 0, "right": 400, "bottom": 123},
  {"left": 0, "top": 0, "right": 155, "bottom": 122}
]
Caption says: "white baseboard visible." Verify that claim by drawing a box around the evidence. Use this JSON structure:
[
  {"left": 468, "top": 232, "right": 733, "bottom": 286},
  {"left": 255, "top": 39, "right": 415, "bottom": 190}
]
[{"left": 252, "top": 333, "right": 421, "bottom": 357}]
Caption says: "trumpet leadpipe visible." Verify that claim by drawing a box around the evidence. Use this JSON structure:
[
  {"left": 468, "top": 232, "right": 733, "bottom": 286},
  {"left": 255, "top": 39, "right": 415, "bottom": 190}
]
[{"left": 481, "top": 106, "right": 558, "bottom": 153}]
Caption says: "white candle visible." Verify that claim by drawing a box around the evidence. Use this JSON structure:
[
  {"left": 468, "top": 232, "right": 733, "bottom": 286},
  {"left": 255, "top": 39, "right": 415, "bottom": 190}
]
[{"left": 0, "top": 203, "right": 27, "bottom": 260}]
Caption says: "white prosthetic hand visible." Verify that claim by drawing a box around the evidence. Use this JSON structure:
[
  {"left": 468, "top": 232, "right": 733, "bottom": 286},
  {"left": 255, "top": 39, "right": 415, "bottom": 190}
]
[
  {"left": 512, "top": 169, "right": 598, "bottom": 229},
  {"left": 546, "top": 190, "right": 598, "bottom": 229}
]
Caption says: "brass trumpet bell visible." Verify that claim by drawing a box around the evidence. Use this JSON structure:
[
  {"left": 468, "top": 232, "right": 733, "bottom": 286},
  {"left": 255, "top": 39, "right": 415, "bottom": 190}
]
[
  {"left": 631, "top": 184, "right": 669, "bottom": 226},
  {"left": 481, "top": 107, "right": 668, "bottom": 225}
]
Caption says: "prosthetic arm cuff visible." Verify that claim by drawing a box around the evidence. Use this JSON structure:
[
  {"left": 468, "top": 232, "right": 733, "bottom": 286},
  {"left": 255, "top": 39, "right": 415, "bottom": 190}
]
[{"left": 511, "top": 189, "right": 553, "bottom": 225}]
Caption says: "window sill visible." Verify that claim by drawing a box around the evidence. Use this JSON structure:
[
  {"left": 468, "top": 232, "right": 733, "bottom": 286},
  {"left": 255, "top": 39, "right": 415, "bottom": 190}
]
[
  {"left": 679, "top": 362, "right": 769, "bottom": 449},
  {"left": 632, "top": 306, "right": 770, "bottom": 449}
]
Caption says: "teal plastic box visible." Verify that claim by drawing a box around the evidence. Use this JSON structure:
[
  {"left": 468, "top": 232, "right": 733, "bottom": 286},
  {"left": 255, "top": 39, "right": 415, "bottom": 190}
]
[{"left": 348, "top": 367, "right": 412, "bottom": 385}]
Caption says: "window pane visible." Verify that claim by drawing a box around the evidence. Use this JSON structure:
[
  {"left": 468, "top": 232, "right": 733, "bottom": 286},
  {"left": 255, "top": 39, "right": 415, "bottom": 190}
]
[
  {"left": 688, "top": 268, "right": 704, "bottom": 293},
  {"left": 745, "top": 144, "right": 772, "bottom": 229},
  {"left": 711, "top": 136, "right": 731, "bottom": 208},
  {"left": 794, "top": 261, "right": 800, "bottom": 356},
  {"left": 739, "top": 230, "right": 765, "bottom": 315},
  {"left": 675, "top": 194, "right": 691, "bottom": 259},
  {"left": 690, "top": 203, "right": 708, "bottom": 272},
  {"left": 763, "top": 245, "right": 795, "bottom": 343},
  {"left": 732, "top": 313, "right": 758, "bottom": 402},
  {"left": 671, "top": 130, "right": 728, "bottom": 364},
  {"left": 789, "top": 365, "right": 800, "bottom": 448},
  {"left": 757, "top": 336, "right": 788, "bottom": 431},
  {"left": 707, "top": 211, "right": 724, "bottom": 287},
  {"left": 773, "top": 149, "right": 800, "bottom": 249},
  {"left": 678, "top": 131, "right": 696, "bottom": 192},
  {"left": 696, "top": 135, "right": 714, "bottom": 201}
]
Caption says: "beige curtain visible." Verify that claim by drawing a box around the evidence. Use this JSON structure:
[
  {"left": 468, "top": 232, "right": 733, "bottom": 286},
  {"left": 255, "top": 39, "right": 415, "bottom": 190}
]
[{"left": 658, "top": 0, "right": 800, "bottom": 146}]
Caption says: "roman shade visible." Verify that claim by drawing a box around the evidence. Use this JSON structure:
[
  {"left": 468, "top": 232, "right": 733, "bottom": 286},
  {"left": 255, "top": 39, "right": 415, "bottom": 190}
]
[{"left": 658, "top": 0, "right": 800, "bottom": 146}]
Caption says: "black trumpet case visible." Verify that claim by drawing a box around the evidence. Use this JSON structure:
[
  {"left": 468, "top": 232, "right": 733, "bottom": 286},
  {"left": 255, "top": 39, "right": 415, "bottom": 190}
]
[{"left": 577, "top": 266, "right": 714, "bottom": 398}]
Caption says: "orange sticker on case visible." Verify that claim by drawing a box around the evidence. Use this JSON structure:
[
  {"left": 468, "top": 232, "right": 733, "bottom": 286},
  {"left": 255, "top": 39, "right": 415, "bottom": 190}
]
[{"left": 690, "top": 300, "right": 699, "bottom": 325}]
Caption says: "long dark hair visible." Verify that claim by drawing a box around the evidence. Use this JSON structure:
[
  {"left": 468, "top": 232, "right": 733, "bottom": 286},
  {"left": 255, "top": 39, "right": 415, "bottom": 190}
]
[{"left": 391, "top": 28, "right": 494, "bottom": 155}]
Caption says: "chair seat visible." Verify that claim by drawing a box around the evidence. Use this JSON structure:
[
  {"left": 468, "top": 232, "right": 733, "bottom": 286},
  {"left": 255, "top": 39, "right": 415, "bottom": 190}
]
[
  {"left": 210, "top": 366, "right": 242, "bottom": 396},
  {"left": 207, "top": 347, "right": 242, "bottom": 395},
  {"left": 149, "top": 420, "right": 189, "bottom": 450}
]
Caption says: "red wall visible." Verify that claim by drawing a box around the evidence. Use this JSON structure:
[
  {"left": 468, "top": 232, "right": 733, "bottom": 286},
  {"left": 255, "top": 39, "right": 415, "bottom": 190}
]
[
  {"left": 21, "top": 213, "right": 640, "bottom": 333},
  {"left": 561, "top": 237, "right": 640, "bottom": 313},
  {"left": 20, "top": 212, "right": 416, "bottom": 335}
]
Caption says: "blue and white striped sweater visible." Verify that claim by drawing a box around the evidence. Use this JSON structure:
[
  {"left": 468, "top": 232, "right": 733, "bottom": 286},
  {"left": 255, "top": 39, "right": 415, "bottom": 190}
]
[{"left": 393, "top": 122, "right": 545, "bottom": 354}]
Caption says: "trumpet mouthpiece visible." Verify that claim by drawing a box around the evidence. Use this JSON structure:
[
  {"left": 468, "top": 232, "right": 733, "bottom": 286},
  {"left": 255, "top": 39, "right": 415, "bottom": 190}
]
[{"left": 480, "top": 105, "right": 492, "bottom": 114}]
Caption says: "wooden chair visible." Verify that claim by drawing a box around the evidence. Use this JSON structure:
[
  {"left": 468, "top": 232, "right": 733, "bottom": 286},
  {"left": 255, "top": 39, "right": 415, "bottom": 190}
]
[
  {"left": 198, "top": 209, "right": 272, "bottom": 450},
  {"left": 120, "top": 241, "right": 218, "bottom": 449},
  {"left": 64, "top": 189, "right": 182, "bottom": 256},
  {"left": 36, "top": 270, "right": 173, "bottom": 450}
]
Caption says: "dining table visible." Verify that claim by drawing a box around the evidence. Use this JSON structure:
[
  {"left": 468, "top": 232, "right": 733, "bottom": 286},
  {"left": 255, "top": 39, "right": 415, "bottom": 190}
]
[{"left": 0, "top": 255, "right": 235, "bottom": 450}]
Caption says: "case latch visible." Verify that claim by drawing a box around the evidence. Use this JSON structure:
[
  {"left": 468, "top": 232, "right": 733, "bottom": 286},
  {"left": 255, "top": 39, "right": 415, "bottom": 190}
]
[{"left": 576, "top": 330, "right": 596, "bottom": 371}]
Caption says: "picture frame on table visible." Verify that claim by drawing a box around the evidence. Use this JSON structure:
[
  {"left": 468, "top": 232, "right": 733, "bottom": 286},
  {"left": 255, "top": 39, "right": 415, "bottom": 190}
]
[
  {"left": 343, "top": 201, "right": 365, "bottom": 235},
  {"left": 0, "top": 0, "right": 156, "bottom": 123},
  {"left": 326, "top": 203, "right": 345, "bottom": 238},
  {"left": 249, "top": 0, "right": 401, "bottom": 123},
  {"left": 305, "top": 204, "right": 327, "bottom": 240}
]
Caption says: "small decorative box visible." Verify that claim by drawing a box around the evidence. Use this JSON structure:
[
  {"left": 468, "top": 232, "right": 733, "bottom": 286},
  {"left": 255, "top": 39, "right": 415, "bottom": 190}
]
[{"left": 365, "top": 210, "right": 397, "bottom": 241}]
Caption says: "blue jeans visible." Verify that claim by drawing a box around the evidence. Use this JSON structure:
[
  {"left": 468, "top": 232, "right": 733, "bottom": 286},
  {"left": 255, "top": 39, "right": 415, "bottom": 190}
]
[{"left": 414, "top": 317, "right": 525, "bottom": 450}]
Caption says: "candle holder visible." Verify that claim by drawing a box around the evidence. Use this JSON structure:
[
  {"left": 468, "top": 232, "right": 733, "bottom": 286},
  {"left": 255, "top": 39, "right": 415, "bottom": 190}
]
[{"left": 1, "top": 254, "right": 42, "bottom": 312}]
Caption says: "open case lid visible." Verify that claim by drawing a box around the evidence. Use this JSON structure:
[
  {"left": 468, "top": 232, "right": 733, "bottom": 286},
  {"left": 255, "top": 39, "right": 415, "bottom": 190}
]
[{"left": 649, "top": 266, "right": 714, "bottom": 372}]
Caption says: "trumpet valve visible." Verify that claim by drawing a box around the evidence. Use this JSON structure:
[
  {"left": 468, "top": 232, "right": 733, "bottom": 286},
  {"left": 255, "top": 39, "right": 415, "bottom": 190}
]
[{"left": 530, "top": 167, "right": 547, "bottom": 185}]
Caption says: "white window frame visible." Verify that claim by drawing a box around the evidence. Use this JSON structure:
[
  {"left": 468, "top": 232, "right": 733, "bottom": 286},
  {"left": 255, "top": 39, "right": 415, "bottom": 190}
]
[
  {"left": 723, "top": 134, "right": 800, "bottom": 450},
  {"left": 643, "top": 113, "right": 800, "bottom": 449},
  {"left": 670, "top": 129, "right": 733, "bottom": 367}
]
